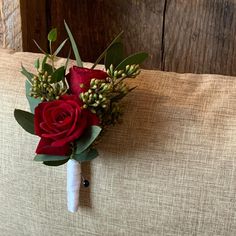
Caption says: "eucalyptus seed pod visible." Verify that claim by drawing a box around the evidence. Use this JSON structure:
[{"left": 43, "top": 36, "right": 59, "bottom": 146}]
[
  {"left": 93, "top": 93, "right": 98, "bottom": 100},
  {"left": 118, "top": 70, "right": 123, "bottom": 75},
  {"left": 134, "top": 64, "right": 140, "bottom": 70},
  {"left": 109, "top": 64, "right": 114, "bottom": 74},
  {"left": 88, "top": 93, "right": 93, "bottom": 101},
  {"left": 125, "top": 65, "right": 130, "bottom": 71},
  {"left": 92, "top": 84, "right": 97, "bottom": 90},
  {"left": 134, "top": 70, "right": 141, "bottom": 76},
  {"left": 128, "top": 65, "right": 135, "bottom": 74},
  {"left": 90, "top": 78, "right": 96, "bottom": 86},
  {"left": 113, "top": 70, "right": 118, "bottom": 78}
]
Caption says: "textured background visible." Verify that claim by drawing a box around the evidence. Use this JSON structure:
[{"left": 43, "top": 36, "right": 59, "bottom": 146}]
[
  {"left": 0, "top": 0, "right": 22, "bottom": 50},
  {"left": 0, "top": 49, "right": 236, "bottom": 235},
  {"left": 20, "top": 0, "right": 236, "bottom": 75}
]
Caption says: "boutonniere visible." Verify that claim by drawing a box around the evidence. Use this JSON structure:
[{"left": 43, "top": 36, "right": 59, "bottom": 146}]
[{"left": 14, "top": 21, "right": 148, "bottom": 212}]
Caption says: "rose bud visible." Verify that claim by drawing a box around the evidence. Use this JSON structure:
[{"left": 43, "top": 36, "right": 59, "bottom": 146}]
[{"left": 66, "top": 66, "right": 108, "bottom": 97}]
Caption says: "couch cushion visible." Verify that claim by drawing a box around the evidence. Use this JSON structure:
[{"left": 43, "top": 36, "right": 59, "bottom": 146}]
[{"left": 0, "top": 49, "right": 236, "bottom": 236}]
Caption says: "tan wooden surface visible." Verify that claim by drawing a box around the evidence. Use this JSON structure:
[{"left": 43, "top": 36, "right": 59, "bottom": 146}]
[{"left": 20, "top": 0, "right": 236, "bottom": 76}]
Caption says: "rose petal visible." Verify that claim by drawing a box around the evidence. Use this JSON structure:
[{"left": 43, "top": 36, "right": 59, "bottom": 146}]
[
  {"left": 66, "top": 66, "right": 108, "bottom": 96},
  {"left": 51, "top": 118, "right": 88, "bottom": 147},
  {"left": 36, "top": 138, "right": 71, "bottom": 156},
  {"left": 42, "top": 129, "right": 68, "bottom": 140},
  {"left": 40, "top": 122, "right": 60, "bottom": 134}
]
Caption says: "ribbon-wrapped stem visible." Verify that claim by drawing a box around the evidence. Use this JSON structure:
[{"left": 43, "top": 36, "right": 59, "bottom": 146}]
[{"left": 67, "top": 159, "right": 81, "bottom": 212}]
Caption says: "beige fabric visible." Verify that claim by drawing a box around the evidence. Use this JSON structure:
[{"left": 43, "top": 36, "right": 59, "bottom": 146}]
[{"left": 0, "top": 49, "right": 236, "bottom": 236}]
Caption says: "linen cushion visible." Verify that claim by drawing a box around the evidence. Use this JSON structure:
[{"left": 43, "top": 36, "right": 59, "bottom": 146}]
[{"left": 0, "top": 49, "right": 235, "bottom": 236}]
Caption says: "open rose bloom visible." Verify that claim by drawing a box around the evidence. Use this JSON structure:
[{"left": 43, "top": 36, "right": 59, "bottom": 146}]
[
  {"left": 14, "top": 24, "right": 147, "bottom": 212},
  {"left": 35, "top": 86, "right": 100, "bottom": 156}
]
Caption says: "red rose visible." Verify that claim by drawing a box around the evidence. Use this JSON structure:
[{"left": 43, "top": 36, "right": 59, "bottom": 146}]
[
  {"left": 66, "top": 66, "right": 108, "bottom": 96},
  {"left": 34, "top": 95, "right": 99, "bottom": 156}
]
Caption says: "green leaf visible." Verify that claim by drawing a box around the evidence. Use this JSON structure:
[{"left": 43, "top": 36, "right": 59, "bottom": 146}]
[
  {"left": 34, "top": 154, "right": 69, "bottom": 162},
  {"left": 25, "top": 80, "right": 41, "bottom": 113},
  {"left": 43, "top": 159, "right": 69, "bottom": 166},
  {"left": 65, "top": 48, "right": 71, "bottom": 71},
  {"left": 33, "top": 40, "right": 46, "bottom": 54},
  {"left": 41, "top": 55, "right": 48, "bottom": 71},
  {"left": 44, "top": 63, "right": 54, "bottom": 75},
  {"left": 91, "top": 31, "right": 123, "bottom": 69},
  {"left": 115, "top": 52, "right": 148, "bottom": 71},
  {"left": 50, "top": 66, "right": 65, "bottom": 83},
  {"left": 75, "top": 126, "right": 102, "bottom": 154},
  {"left": 54, "top": 38, "right": 68, "bottom": 56},
  {"left": 21, "top": 64, "right": 34, "bottom": 82},
  {"left": 34, "top": 58, "right": 40, "bottom": 69},
  {"left": 74, "top": 148, "right": 99, "bottom": 162},
  {"left": 64, "top": 20, "right": 83, "bottom": 67},
  {"left": 14, "top": 109, "right": 34, "bottom": 135},
  {"left": 48, "top": 28, "right": 57, "bottom": 42},
  {"left": 104, "top": 42, "right": 124, "bottom": 70}
]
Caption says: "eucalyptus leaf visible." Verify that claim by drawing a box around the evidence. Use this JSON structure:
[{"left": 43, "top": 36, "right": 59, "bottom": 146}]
[
  {"left": 43, "top": 159, "right": 69, "bottom": 166},
  {"left": 74, "top": 148, "right": 99, "bottom": 162},
  {"left": 21, "top": 64, "right": 34, "bottom": 82},
  {"left": 41, "top": 55, "right": 48, "bottom": 71},
  {"left": 48, "top": 28, "right": 57, "bottom": 42},
  {"left": 64, "top": 20, "right": 83, "bottom": 67},
  {"left": 104, "top": 42, "right": 124, "bottom": 70},
  {"left": 25, "top": 80, "right": 41, "bottom": 113},
  {"left": 44, "top": 63, "right": 54, "bottom": 75},
  {"left": 33, "top": 40, "right": 46, "bottom": 54},
  {"left": 75, "top": 126, "right": 102, "bottom": 154},
  {"left": 54, "top": 38, "right": 68, "bottom": 56},
  {"left": 115, "top": 52, "right": 148, "bottom": 71},
  {"left": 65, "top": 48, "right": 71, "bottom": 71},
  {"left": 50, "top": 66, "right": 65, "bottom": 83},
  {"left": 91, "top": 31, "right": 123, "bottom": 69},
  {"left": 34, "top": 58, "right": 40, "bottom": 69},
  {"left": 14, "top": 109, "right": 35, "bottom": 135},
  {"left": 34, "top": 154, "right": 69, "bottom": 162}
]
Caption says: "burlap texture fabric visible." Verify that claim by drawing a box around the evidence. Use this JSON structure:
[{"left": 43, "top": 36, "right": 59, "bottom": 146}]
[{"left": 0, "top": 49, "right": 235, "bottom": 236}]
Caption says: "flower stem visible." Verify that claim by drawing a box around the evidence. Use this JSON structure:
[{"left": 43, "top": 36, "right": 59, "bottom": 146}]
[{"left": 49, "top": 41, "right": 55, "bottom": 72}]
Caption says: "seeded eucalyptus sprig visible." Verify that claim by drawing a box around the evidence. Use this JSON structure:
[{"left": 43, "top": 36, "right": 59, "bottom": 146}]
[
  {"left": 23, "top": 28, "right": 69, "bottom": 102},
  {"left": 34, "top": 28, "right": 68, "bottom": 71},
  {"left": 106, "top": 64, "right": 140, "bottom": 80},
  {"left": 29, "top": 70, "right": 67, "bottom": 101},
  {"left": 79, "top": 63, "right": 137, "bottom": 126},
  {"left": 80, "top": 78, "right": 112, "bottom": 112}
]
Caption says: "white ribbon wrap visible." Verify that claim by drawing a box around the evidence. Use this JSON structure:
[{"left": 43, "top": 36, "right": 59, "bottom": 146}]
[{"left": 67, "top": 159, "right": 81, "bottom": 212}]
